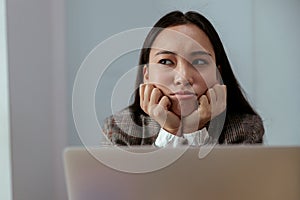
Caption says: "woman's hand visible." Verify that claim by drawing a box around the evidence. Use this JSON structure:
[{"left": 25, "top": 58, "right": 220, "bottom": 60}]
[
  {"left": 139, "top": 84, "right": 181, "bottom": 135},
  {"left": 140, "top": 83, "right": 226, "bottom": 135},
  {"left": 182, "top": 84, "right": 227, "bottom": 133}
]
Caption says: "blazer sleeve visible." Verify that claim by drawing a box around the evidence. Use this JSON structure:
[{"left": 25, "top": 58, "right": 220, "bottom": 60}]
[
  {"left": 102, "top": 108, "right": 160, "bottom": 146},
  {"left": 220, "top": 113, "right": 264, "bottom": 144}
]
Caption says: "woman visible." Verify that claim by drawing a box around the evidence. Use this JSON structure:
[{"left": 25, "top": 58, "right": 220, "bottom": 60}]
[{"left": 102, "top": 10, "right": 264, "bottom": 146}]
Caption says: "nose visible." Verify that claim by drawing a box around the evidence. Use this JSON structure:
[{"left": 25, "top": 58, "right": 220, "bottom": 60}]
[{"left": 174, "top": 60, "right": 194, "bottom": 86}]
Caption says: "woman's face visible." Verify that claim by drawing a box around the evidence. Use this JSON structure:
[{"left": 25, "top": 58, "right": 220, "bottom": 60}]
[{"left": 143, "top": 24, "right": 218, "bottom": 117}]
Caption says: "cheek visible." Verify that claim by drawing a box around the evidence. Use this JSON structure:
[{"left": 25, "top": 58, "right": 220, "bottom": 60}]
[
  {"left": 148, "top": 69, "right": 174, "bottom": 91},
  {"left": 196, "top": 68, "right": 217, "bottom": 90}
]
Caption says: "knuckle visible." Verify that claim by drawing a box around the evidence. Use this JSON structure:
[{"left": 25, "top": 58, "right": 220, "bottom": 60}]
[{"left": 153, "top": 88, "right": 161, "bottom": 96}]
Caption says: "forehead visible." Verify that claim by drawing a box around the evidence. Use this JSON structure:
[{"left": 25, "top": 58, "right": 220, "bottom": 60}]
[{"left": 150, "top": 24, "right": 215, "bottom": 60}]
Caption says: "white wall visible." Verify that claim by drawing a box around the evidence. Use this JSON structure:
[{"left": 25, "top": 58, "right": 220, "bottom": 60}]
[
  {"left": 0, "top": 0, "right": 12, "bottom": 199},
  {"left": 7, "top": 0, "right": 67, "bottom": 199}
]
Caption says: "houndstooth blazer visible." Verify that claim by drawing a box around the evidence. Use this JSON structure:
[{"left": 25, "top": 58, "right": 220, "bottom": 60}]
[{"left": 102, "top": 107, "right": 264, "bottom": 146}]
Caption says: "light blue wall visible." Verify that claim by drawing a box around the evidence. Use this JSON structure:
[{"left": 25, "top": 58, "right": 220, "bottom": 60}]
[
  {"left": 66, "top": 0, "right": 300, "bottom": 145},
  {"left": 254, "top": 0, "right": 300, "bottom": 145}
]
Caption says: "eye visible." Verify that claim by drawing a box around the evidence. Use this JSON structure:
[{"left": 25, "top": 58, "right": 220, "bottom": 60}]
[
  {"left": 192, "top": 59, "right": 207, "bottom": 66},
  {"left": 158, "top": 59, "right": 174, "bottom": 65}
]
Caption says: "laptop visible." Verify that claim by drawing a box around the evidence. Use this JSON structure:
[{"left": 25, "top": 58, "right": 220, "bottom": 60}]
[{"left": 63, "top": 145, "right": 300, "bottom": 200}]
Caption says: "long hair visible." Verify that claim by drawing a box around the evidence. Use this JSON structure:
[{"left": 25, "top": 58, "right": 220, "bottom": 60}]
[{"left": 129, "top": 11, "right": 258, "bottom": 131}]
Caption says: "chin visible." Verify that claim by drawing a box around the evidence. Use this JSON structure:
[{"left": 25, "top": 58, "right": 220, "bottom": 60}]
[{"left": 172, "top": 99, "right": 198, "bottom": 117}]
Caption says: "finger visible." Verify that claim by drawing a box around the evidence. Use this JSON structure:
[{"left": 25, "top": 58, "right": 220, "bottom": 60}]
[
  {"left": 198, "top": 95, "right": 211, "bottom": 128},
  {"left": 149, "top": 88, "right": 163, "bottom": 107},
  {"left": 199, "top": 95, "right": 210, "bottom": 116},
  {"left": 155, "top": 96, "right": 180, "bottom": 134},
  {"left": 139, "top": 84, "right": 146, "bottom": 105},
  {"left": 152, "top": 96, "right": 170, "bottom": 124},
  {"left": 158, "top": 96, "right": 171, "bottom": 110},
  {"left": 206, "top": 88, "right": 217, "bottom": 105},
  {"left": 144, "top": 84, "right": 154, "bottom": 103},
  {"left": 217, "top": 85, "right": 227, "bottom": 103},
  {"left": 199, "top": 95, "right": 209, "bottom": 110},
  {"left": 211, "top": 84, "right": 227, "bottom": 114},
  {"left": 212, "top": 84, "right": 226, "bottom": 103},
  {"left": 140, "top": 84, "right": 154, "bottom": 114}
]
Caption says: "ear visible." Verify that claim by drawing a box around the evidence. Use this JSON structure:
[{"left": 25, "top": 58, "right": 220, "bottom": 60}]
[{"left": 143, "top": 65, "right": 149, "bottom": 83}]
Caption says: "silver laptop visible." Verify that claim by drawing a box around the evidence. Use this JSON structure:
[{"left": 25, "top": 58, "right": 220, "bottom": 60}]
[{"left": 63, "top": 146, "right": 300, "bottom": 200}]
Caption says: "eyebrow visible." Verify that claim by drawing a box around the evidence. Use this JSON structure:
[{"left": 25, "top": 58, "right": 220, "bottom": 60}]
[
  {"left": 154, "top": 50, "right": 212, "bottom": 57},
  {"left": 190, "top": 50, "right": 212, "bottom": 57},
  {"left": 154, "top": 50, "right": 176, "bottom": 56}
]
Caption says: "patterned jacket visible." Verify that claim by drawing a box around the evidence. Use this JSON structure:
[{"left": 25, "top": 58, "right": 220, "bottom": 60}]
[{"left": 102, "top": 107, "right": 264, "bottom": 146}]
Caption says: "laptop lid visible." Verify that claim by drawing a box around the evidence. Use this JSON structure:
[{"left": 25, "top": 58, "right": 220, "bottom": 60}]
[{"left": 63, "top": 146, "right": 300, "bottom": 200}]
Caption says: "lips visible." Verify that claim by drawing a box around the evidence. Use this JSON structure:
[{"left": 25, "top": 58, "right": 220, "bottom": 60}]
[
  {"left": 172, "top": 90, "right": 195, "bottom": 95},
  {"left": 170, "top": 90, "right": 197, "bottom": 100}
]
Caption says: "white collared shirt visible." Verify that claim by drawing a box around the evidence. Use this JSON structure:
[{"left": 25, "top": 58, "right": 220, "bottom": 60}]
[{"left": 154, "top": 127, "right": 210, "bottom": 147}]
